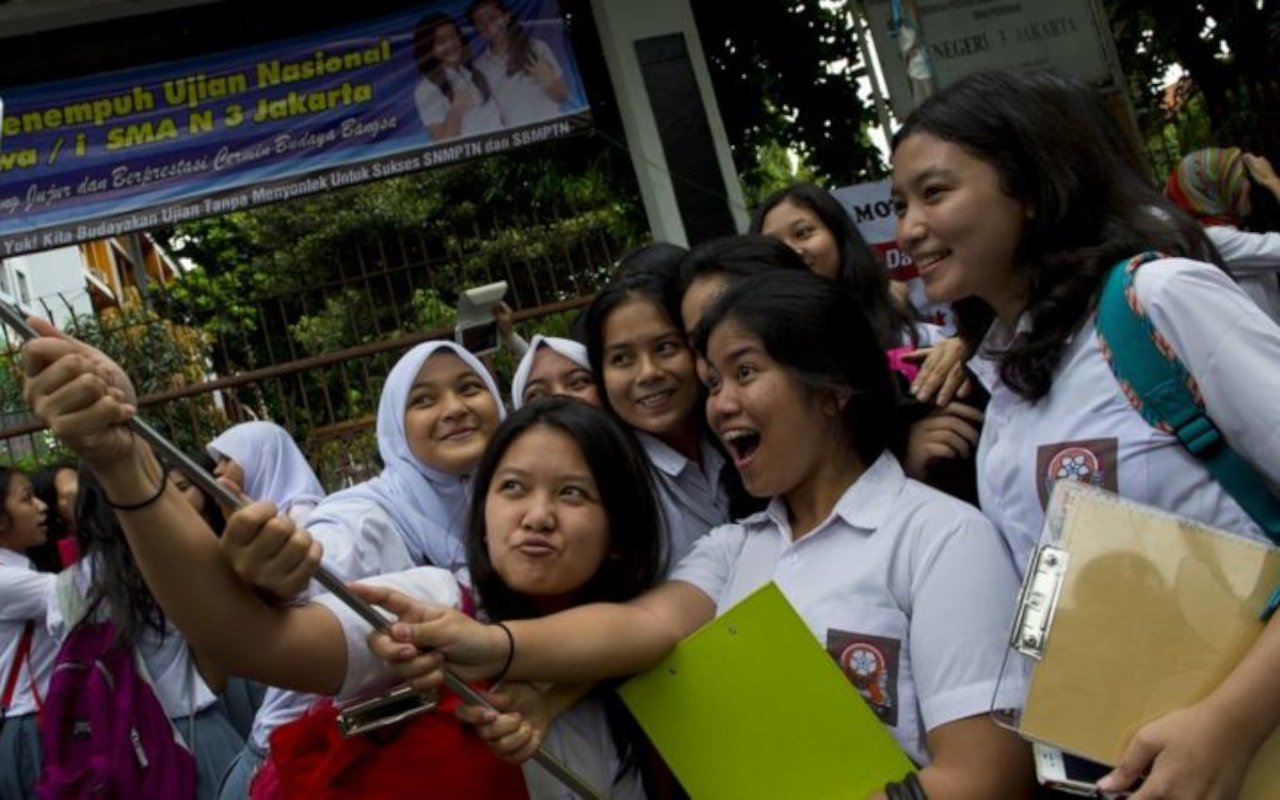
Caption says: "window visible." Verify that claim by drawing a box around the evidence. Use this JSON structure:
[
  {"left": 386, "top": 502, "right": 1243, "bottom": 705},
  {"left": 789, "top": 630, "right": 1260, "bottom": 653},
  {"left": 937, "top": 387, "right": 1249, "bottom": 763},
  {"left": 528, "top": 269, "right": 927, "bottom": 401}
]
[
  {"left": 0, "top": 266, "right": 12, "bottom": 298},
  {"left": 15, "top": 269, "right": 31, "bottom": 305}
]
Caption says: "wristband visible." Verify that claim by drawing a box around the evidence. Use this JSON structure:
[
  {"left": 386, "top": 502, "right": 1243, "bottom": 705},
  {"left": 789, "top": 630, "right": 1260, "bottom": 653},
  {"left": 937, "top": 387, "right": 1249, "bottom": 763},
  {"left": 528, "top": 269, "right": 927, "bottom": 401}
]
[
  {"left": 105, "top": 470, "right": 168, "bottom": 511},
  {"left": 492, "top": 620, "right": 515, "bottom": 683}
]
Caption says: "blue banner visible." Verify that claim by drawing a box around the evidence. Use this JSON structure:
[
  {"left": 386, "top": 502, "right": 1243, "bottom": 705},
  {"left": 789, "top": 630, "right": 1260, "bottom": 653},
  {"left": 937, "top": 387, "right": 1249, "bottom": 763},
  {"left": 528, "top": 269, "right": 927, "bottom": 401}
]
[{"left": 0, "top": 0, "right": 592, "bottom": 256}]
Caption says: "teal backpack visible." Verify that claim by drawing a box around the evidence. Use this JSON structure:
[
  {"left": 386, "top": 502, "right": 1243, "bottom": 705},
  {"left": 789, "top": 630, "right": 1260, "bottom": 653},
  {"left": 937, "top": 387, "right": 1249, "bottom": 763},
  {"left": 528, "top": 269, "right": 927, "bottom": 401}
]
[{"left": 1095, "top": 252, "right": 1280, "bottom": 615}]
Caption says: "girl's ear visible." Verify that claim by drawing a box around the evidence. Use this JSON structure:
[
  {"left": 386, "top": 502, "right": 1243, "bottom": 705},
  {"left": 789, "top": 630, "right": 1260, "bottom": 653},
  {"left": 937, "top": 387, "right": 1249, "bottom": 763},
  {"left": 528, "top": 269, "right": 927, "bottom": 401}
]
[{"left": 820, "top": 385, "right": 854, "bottom": 418}]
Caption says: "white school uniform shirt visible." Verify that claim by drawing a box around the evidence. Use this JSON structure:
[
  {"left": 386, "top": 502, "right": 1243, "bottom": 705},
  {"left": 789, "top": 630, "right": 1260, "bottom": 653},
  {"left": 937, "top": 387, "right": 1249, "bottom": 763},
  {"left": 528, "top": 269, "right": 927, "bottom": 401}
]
[
  {"left": 638, "top": 432, "right": 730, "bottom": 572},
  {"left": 903, "top": 321, "right": 946, "bottom": 348},
  {"left": 1206, "top": 225, "right": 1280, "bottom": 326},
  {"left": 973, "top": 256, "right": 1280, "bottom": 574},
  {"left": 475, "top": 38, "right": 565, "bottom": 127},
  {"left": 670, "top": 453, "right": 1025, "bottom": 766},
  {"left": 45, "top": 561, "right": 219, "bottom": 718},
  {"left": 316, "top": 567, "right": 645, "bottom": 800},
  {"left": 0, "top": 548, "right": 57, "bottom": 717},
  {"left": 413, "top": 69, "right": 504, "bottom": 139},
  {"left": 247, "top": 498, "right": 416, "bottom": 749}
]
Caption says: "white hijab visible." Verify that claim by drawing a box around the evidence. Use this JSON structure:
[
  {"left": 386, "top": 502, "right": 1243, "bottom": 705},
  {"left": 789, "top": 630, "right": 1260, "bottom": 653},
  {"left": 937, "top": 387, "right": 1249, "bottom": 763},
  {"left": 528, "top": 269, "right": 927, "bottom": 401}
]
[
  {"left": 206, "top": 421, "right": 324, "bottom": 515},
  {"left": 305, "top": 341, "right": 505, "bottom": 569},
  {"left": 509, "top": 335, "right": 591, "bottom": 410}
]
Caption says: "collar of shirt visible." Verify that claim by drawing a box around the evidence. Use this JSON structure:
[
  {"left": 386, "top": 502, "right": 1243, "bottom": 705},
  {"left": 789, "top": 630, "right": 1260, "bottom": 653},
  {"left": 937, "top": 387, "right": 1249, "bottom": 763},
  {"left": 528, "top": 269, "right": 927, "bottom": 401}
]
[
  {"left": 0, "top": 546, "right": 33, "bottom": 570},
  {"left": 745, "top": 452, "right": 908, "bottom": 543},
  {"left": 639, "top": 431, "right": 724, "bottom": 482}
]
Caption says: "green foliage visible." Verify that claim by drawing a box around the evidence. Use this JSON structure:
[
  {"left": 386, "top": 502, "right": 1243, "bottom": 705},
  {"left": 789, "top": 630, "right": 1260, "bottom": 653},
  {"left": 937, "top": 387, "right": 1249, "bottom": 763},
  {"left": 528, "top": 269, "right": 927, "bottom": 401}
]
[
  {"left": 62, "top": 305, "right": 224, "bottom": 452},
  {"left": 694, "top": 0, "right": 884, "bottom": 198}
]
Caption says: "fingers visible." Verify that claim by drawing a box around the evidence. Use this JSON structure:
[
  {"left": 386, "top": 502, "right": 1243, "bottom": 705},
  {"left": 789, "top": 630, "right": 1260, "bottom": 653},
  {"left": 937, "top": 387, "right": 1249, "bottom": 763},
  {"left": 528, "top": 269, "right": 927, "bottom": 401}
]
[
  {"left": 27, "top": 317, "right": 66, "bottom": 340},
  {"left": 1097, "top": 731, "right": 1159, "bottom": 794},
  {"left": 937, "top": 400, "right": 985, "bottom": 424},
  {"left": 366, "top": 632, "right": 445, "bottom": 696},
  {"left": 220, "top": 502, "right": 318, "bottom": 599},
  {"left": 456, "top": 704, "right": 541, "bottom": 764},
  {"left": 350, "top": 583, "right": 444, "bottom": 624}
]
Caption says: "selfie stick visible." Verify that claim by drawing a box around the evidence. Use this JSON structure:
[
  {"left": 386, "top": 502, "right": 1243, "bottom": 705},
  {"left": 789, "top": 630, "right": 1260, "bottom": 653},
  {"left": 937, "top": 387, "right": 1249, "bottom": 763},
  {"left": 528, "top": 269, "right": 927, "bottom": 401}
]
[{"left": 2, "top": 305, "right": 603, "bottom": 800}]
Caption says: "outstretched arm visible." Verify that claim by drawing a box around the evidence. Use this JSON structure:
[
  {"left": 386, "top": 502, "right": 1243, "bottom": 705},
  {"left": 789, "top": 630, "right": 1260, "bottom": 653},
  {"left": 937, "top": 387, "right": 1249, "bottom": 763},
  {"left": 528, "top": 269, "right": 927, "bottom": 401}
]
[
  {"left": 22, "top": 323, "right": 346, "bottom": 694},
  {"left": 357, "top": 579, "right": 715, "bottom": 692}
]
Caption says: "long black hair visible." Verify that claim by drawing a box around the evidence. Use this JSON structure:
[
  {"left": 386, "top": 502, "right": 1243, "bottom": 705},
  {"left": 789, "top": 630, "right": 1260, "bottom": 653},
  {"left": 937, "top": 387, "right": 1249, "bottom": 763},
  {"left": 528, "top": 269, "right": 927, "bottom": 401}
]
[
  {"left": 413, "top": 13, "right": 491, "bottom": 103},
  {"left": 464, "top": 396, "right": 663, "bottom": 781},
  {"left": 751, "top": 183, "right": 922, "bottom": 349},
  {"left": 694, "top": 270, "right": 906, "bottom": 467},
  {"left": 28, "top": 463, "right": 75, "bottom": 572},
  {"left": 583, "top": 244, "right": 690, "bottom": 421},
  {"left": 75, "top": 468, "right": 168, "bottom": 645},
  {"left": 891, "top": 70, "right": 1219, "bottom": 401},
  {"left": 465, "top": 0, "right": 538, "bottom": 78},
  {"left": 673, "top": 234, "right": 809, "bottom": 317}
]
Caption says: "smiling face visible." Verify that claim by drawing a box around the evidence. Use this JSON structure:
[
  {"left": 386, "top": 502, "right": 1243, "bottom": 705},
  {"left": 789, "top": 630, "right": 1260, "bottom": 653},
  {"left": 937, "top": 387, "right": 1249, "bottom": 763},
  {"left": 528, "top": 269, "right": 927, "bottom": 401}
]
[
  {"left": 484, "top": 424, "right": 610, "bottom": 613},
  {"left": 759, "top": 198, "right": 841, "bottom": 280},
  {"left": 431, "top": 21, "right": 465, "bottom": 67},
  {"left": 601, "top": 296, "right": 700, "bottom": 443},
  {"left": 470, "top": 2, "right": 511, "bottom": 48},
  {"left": 404, "top": 352, "right": 502, "bottom": 476},
  {"left": 891, "top": 132, "right": 1028, "bottom": 318},
  {"left": 0, "top": 473, "right": 48, "bottom": 551},
  {"left": 522, "top": 347, "right": 599, "bottom": 407},
  {"left": 702, "top": 318, "right": 837, "bottom": 500}
]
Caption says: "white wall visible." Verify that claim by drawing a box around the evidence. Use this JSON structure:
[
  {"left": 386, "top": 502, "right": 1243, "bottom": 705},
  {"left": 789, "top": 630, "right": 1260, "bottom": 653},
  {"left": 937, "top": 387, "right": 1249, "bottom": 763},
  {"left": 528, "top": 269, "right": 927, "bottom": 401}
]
[{"left": 3, "top": 248, "right": 94, "bottom": 328}]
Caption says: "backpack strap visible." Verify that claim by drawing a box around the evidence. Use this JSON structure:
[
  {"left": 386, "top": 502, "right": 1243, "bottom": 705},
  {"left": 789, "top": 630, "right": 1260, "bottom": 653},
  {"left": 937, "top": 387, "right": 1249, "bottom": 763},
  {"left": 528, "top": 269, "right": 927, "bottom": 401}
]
[
  {"left": 1096, "top": 251, "right": 1280, "bottom": 542},
  {"left": 1, "top": 621, "right": 35, "bottom": 719}
]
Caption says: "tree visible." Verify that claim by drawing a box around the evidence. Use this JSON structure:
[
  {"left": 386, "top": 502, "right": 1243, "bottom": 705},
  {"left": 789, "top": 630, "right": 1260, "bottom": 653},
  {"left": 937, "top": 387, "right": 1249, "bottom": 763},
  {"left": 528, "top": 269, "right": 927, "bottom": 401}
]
[
  {"left": 1106, "top": 1, "right": 1280, "bottom": 161},
  {"left": 693, "top": 0, "right": 885, "bottom": 199}
]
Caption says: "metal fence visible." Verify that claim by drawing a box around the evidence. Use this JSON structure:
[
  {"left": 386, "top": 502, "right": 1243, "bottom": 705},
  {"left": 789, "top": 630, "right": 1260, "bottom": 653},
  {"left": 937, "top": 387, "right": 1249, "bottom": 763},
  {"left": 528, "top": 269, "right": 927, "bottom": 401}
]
[{"left": 0, "top": 196, "right": 638, "bottom": 490}]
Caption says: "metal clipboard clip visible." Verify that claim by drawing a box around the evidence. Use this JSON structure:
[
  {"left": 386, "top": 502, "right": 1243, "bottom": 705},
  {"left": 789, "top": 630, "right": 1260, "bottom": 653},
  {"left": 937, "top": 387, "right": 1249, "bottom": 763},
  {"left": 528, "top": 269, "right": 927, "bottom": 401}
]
[
  {"left": 1010, "top": 545, "right": 1069, "bottom": 660},
  {"left": 336, "top": 685, "right": 439, "bottom": 737}
]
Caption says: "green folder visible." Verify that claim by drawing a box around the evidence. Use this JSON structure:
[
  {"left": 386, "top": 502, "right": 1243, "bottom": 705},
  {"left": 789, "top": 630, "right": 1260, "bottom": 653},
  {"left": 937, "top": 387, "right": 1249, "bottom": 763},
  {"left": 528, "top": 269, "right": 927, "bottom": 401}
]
[{"left": 618, "top": 582, "right": 916, "bottom": 800}]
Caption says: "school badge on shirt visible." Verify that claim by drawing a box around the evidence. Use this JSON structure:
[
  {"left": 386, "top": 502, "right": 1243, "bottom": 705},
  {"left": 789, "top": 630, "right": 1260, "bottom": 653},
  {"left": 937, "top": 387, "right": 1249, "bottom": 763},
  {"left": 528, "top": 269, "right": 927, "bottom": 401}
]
[
  {"left": 1036, "top": 437, "right": 1119, "bottom": 508},
  {"left": 826, "top": 630, "right": 900, "bottom": 726}
]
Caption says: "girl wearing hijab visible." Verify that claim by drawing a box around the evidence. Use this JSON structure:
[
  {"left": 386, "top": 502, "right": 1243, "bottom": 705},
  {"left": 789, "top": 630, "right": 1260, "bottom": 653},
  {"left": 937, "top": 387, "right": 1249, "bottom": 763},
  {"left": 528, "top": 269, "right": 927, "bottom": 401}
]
[
  {"left": 509, "top": 334, "right": 598, "bottom": 410},
  {"left": 1165, "top": 147, "right": 1280, "bottom": 324},
  {"left": 206, "top": 421, "right": 324, "bottom": 525},
  {"left": 218, "top": 340, "right": 505, "bottom": 800}
]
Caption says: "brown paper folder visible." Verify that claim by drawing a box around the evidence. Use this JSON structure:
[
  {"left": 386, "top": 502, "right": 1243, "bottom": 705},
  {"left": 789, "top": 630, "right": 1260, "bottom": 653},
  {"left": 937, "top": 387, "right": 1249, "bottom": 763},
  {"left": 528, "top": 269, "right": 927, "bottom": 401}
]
[{"left": 1012, "top": 482, "right": 1280, "bottom": 799}]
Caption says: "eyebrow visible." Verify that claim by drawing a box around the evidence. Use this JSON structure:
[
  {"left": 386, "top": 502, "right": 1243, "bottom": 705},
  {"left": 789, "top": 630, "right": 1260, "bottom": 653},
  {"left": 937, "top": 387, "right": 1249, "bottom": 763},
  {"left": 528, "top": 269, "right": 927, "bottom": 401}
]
[
  {"left": 713, "top": 343, "right": 764, "bottom": 368},
  {"left": 893, "top": 165, "right": 953, "bottom": 195}
]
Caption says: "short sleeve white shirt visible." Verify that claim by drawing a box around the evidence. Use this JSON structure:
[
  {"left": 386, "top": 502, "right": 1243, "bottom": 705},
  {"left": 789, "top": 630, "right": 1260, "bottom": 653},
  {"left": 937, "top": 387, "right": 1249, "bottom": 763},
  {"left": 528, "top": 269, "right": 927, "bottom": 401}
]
[
  {"left": 670, "top": 454, "right": 1024, "bottom": 765},
  {"left": 1206, "top": 226, "right": 1280, "bottom": 325},
  {"left": 0, "top": 548, "right": 57, "bottom": 716},
  {"left": 249, "top": 498, "right": 418, "bottom": 748},
  {"left": 475, "top": 38, "right": 565, "bottom": 127},
  {"left": 317, "top": 567, "right": 643, "bottom": 798},
  {"left": 639, "top": 433, "right": 730, "bottom": 572},
  {"left": 973, "top": 257, "right": 1280, "bottom": 572},
  {"left": 413, "top": 70, "right": 504, "bottom": 139}
]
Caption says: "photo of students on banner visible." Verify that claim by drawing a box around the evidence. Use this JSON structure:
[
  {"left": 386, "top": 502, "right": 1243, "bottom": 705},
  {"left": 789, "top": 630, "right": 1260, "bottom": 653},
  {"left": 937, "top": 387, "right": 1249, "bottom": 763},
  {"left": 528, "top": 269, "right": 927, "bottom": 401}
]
[
  {"left": 0, "top": 0, "right": 592, "bottom": 255},
  {"left": 413, "top": 13, "right": 504, "bottom": 141}
]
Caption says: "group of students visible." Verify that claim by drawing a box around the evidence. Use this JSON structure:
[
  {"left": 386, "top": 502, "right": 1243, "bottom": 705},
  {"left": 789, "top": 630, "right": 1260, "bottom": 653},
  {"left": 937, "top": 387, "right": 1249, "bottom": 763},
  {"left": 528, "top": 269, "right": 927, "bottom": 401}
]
[
  {"left": 4, "top": 67, "right": 1280, "bottom": 800},
  {"left": 413, "top": 0, "right": 571, "bottom": 142}
]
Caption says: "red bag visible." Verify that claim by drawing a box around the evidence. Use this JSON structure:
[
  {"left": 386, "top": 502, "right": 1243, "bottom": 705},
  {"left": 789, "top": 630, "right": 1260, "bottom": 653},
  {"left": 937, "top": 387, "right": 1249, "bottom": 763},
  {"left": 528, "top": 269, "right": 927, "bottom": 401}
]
[{"left": 254, "top": 687, "right": 528, "bottom": 800}]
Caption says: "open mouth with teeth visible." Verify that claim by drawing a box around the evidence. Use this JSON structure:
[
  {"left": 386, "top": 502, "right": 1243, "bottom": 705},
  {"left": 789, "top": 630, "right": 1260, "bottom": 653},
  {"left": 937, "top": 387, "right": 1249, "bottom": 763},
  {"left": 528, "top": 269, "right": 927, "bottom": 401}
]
[{"left": 722, "top": 428, "right": 762, "bottom": 465}]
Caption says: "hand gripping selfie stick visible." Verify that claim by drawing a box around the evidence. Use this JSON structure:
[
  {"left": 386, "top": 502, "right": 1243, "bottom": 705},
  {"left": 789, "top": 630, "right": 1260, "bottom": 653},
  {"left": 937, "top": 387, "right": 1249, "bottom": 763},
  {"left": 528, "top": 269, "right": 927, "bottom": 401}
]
[{"left": 1, "top": 304, "right": 603, "bottom": 800}]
